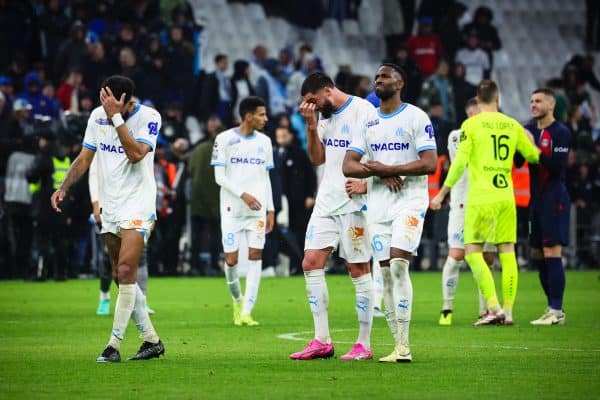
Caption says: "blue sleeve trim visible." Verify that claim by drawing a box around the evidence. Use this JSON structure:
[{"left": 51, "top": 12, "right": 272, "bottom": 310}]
[
  {"left": 266, "top": 165, "right": 274, "bottom": 170},
  {"left": 83, "top": 142, "right": 97, "bottom": 151},
  {"left": 348, "top": 146, "right": 365, "bottom": 156},
  {"left": 136, "top": 138, "right": 155, "bottom": 150},
  {"left": 210, "top": 162, "right": 226, "bottom": 167},
  {"left": 417, "top": 145, "right": 437, "bottom": 153}
]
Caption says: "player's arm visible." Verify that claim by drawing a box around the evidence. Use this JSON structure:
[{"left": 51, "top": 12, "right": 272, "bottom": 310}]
[
  {"left": 100, "top": 87, "right": 152, "bottom": 163},
  {"left": 516, "top": 126, "right": 541, "bottom": 164},
  {"left": 300, "top": 101, "right": 325, "bottom": 166},
  {"left": 265, "top": 169, "right": 275, "bottom": 233},
  {"left": 342, "top": 150, "right": 371, "bottom": 178},
  {"left": 439, "top": 128, "right": 471, "bottom": 205},
  {"left": 539, "top": 129, "right": 570, "bottom": 175},
  {"left": 51, "top": 147, "right": 95, "bottom": 212},
  {"left": 365, "top": 149, "right": 437, "bottom": 177}
]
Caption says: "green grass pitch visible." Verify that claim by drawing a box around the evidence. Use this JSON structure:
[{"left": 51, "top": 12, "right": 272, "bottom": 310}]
[{"left": 1, "top": 271, "right": 599, "bottom": 399}]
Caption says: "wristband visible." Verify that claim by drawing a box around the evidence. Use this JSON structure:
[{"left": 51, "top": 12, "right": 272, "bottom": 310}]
[{"left": 111, "top": 113, "right": 125, "bottom": 127}]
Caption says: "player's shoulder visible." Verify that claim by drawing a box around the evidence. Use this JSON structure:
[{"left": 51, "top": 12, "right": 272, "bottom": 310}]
[
  {"left": 404, "top": 103, "right": 429, "bottom": 119},
  {"left": 215, "top": 128, "right": 236, "bottom": 143},
  {"left": 352, "top": 95, "right": 377, "bottom": 112},
  {"left": 448, "top": 128, "right": 461, "bottom": 141},
  {"left": 87, "top": 106, "right": 110, "bottom": 127},
  {"left": 523, "top": 120, "right": 536, "bottom": 132},
  {"left": 255, "top": 131, "right": 273, "bottom": 145},
  {"left": 139, "top": 104, "right": 161, "bottom": 121},
  {"left": 550, "top": 120, "right": 571, "bottom": 137}
]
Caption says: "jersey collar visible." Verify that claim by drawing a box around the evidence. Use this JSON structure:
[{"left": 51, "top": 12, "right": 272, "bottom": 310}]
[
  {"left": 332, "top": 96, "right": 354, "bottom": 115},
  {"left": 377, "top": 103, "right": 408, "bottom": 118},
  {"left": 234, "top": 128, "right": 256, "bottom": 139},
  {"left": 125, "top": 102, "right": 141, "bottom": 121}
]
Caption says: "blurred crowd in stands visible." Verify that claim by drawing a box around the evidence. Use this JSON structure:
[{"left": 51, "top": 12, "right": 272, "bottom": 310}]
[{"left": 0, "top": 0, "right": 598, "bottom": 280}]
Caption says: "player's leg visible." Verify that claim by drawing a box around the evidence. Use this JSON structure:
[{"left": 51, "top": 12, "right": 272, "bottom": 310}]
[
  {"left": 495, "top": 201, "right": 519, "bottom": 324},
  {"left": 531, "top": 199, "right": 568, "bottom": 325},
  {"left": 479, "top": 246, "right": 497, "bottom": 317},
  {"left": 118, "top": 227, "right": 163, "bottom": 361},
  {"left": 440, "top": 206, "right": 465, "bottom": 325},
  {"left": 290, "top": 215, "right": 336, "bottom": 360},
  {"left": 529, "top": 207, "right": 550, "bottom": 307},
  {"left": 371, "top": 259, "right": 385, "bottom": 317},
  {"left": 137, "top": 247, "right": 154, "bottom": 315},
  {"left": 222, "top": 217, "right": 243, "bottom": 325},
  {"left": 337, "top": 212, "right": 373, "bottom": 361},
  {"left": 96, "top": 236, "right": 112, "bottom": 316},
  {"left": 239, "top": 217, "right": 268, "bottom": 325}
]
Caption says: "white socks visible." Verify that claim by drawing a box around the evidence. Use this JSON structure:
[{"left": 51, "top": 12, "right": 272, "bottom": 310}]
[
  {"left": 478, "top": 288, "right": 487, "bottom": 316},
  {"left": 131, "top": 284, "right": 159, "bottom": 344},
  {"left": 242, "top": 259, "right": 262, "bottom": 316},
  {"left": 390, "top": 258, "right": 412, "bottom": 346},
  {"left": 442, "top": 257, "right": 462, "bottom": 310},
  {"left": 108, "top": 284, "right": 136, "bottom": 350},
  {"left": 225, "top": 264, "right": 242, "bottom": 302},
  {"left": 100, "top": 291, "right": 110, "bottom": 301},
  {"left": 352, "top": 273, "right": 374, "bottom": 349},
  {"left": 305, "top": 269, "right": 331, "bottom": 344},
  {"left": 381, "top": 266, "right": 399, "bottom": 342},
  {"left": 372, "top": 260, "right": 384, "bottom": 311}
]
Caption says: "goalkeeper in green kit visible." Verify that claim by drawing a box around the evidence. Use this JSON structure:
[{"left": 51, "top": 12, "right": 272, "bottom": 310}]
[{"left": 430, "top": 80, "right": 540, "bottom": 326}]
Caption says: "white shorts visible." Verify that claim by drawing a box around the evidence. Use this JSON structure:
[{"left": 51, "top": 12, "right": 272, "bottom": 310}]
[
  {"left": 447, "top": 205, "right": 497, "bottom": 252},
  {"left": 101, "top": 219, "right": 154, "bottom": 245},
  {"left": 305, "top": 211, "right": 370, "bottom": 263},
  {"left": 369, "top": 209, "right": 426, "bottom": 262},
  {"left": 221, "top": 216, "right": 266, "bottom": 253}
]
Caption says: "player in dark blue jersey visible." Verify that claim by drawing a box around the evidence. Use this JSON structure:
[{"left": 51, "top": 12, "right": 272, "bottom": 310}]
[{"left": 524, "top": 88, "right": 571, "bottom": 325}]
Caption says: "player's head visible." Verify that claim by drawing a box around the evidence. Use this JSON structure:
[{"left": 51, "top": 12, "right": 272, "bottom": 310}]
[
  {"left": 301, "top": 72, "right": 336, "bottom": 118},
  {"left": 530, "top": 88, "right": 556, "bottom": 120},
  {"left": 101, "top": 75, "right": 135, "bottom": 112},
  {"left": 374, "top": 63, "right": 406, "bottom": 101},
  {"left": 465, "top": 97, "right": 480, "bottom": 118},
  {"left": 476, "top": 79, "right": 499, "bottom": 106},
  {"left": 239, "top": 96, "right": 268, "bottom": 130}
]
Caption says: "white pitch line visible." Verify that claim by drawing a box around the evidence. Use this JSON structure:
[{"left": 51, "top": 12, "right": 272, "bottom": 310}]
[{"left": 277, "top": 329, "right": 600, "bottom": 352}]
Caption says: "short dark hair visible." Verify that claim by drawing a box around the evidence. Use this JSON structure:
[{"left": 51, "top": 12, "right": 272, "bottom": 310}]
[
  {"left": 465, "top": 97, "right": 478, "bottom": 109},
  {"left": 239, "top": 96, "right": 266, "bottom": 118},
  {"left": 477, "top": 79, "right": 498, "bottom": 104},
  {"left": 379, "top": 62, "right": 407, "bottom": 84},
  {"left": 532, "top": 87, "right": 555, "bottom": 98},
  {"left": 301, "top": 72, "right": 334, "bottom": 96},
  {"left": 215, "top": 54, "right": 227, "bottom": 64},
  {"left": 101, "top": 75, "right": 135, "bottom": 104}
]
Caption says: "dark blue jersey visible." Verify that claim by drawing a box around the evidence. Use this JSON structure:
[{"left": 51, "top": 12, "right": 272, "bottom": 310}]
[{"left": 524, "top": 120, "right": 571, "bottom": 202}]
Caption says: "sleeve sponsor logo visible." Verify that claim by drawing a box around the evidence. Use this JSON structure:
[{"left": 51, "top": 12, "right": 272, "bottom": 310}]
[
  {"left": 366, "top": 118, "right": 379, "bottom": 128},
  {"left": 147, "top": 121, "right": 159, "bottom": 136},
  {"left": 95, "top": 118, "right": 111, "bottom": 125},
  {"left": 425, "top": 124, "right": 435, "bottom": 139}
]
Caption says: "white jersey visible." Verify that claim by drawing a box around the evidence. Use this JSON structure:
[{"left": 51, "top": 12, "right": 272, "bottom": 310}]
[
  {"left": 82, "top": 104, "right": 161, "bottom": 222},
  {"left": 447, "top": 128, "right": 468, "bottom": 208},
  {"left": 211, "top": 128, "right": 274, "bottom": 218},
  {"left": 349, "top": 103, "right": 436, "bottom": 223},
  {"left": 313, "top": 96, "right": 378, "bottom": 217}
]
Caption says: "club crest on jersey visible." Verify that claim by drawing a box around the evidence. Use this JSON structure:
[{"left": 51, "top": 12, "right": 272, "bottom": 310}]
[
  {"left": 257, "top": 146, "right": 265, "bottom": 154},
  {"left": 341, "top": 124, "right": 350, "bottom": 135},
  {"left": 459, "top": 131, "right": 466, "bottom": 142},
  {"left": 395, "top": 127, "right": 406, "bottom": 137},
  {"left": 425, "top": 124, "right": 435, "bottom": 139}
]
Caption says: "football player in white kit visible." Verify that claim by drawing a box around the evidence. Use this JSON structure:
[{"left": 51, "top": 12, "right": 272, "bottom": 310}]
[
  {"left": 430, "top": 98, "right": 496, "bottom": 325},
  {"left": 51, "top": 76, "right": 164, "bottom": 362},
  {"left": 343, "top": 64, "right": 438, "bottom": 362},
  {"left": 289, "top": 73, "right": 377, "bottom": 361},
  {"left": 211, "top": 96, "right": 275, "bottom": 327}
]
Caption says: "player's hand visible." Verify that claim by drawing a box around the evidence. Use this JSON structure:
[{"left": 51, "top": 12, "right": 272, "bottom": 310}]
[
  {"left": 430, "top": 193, "right": 445, "bottom": 210},
  {"left": 305, "top": 196, "right": 315, "bottom": 209},
  {"left": 241, "top": 192, "right": 262, "bottom": 211},
  {"left": 524, "top": 128, "right": 536, "bottom": 144},
  {"left": 382, "top": 176, "right": 404, "bottom": 193},
  {"left": 266, "top": 211, "right": 275, "bottom": 234},
  {"left": 50, "top": 189, "right": 66, "bottom": 213},
  {"left": 299, "top": 101, "right": 318, "bottom": 129},
  {"left": 364, "top": 160, "right": 391, "bottom": 176},
  {"left": 100, "top": 86, "right": 125, "bottom": 119},
  {"left": 345, "top": 179, "right": 367, "bottom": 198}
]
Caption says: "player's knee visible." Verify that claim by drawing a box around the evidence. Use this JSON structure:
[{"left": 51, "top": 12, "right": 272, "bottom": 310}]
[
  {"left": 542, "top": 245, "right": 561, "bottom": 258},
  {"left": 347, "top": 262, "right": 370, "bottom": 278},
  {"left": 225, "top": 253, "right": 238, "bottom": 267},
  {"left": 248, "top": 248, "right": 262, "bottom": 260},
  {"left": 483, "top": 253, "right": 495, "bottom": 266},
  {"left": 531, "top": 248, "right": 543, "bottom": 260},
  {"left": 302, "top": 255, "right": 321, "bottom": 272},
  {"left": 390, "top": 247, "right": 411, "bottom": 260},
  {"left": 117, "top": 262, "right": 136, "bottom": 284}
]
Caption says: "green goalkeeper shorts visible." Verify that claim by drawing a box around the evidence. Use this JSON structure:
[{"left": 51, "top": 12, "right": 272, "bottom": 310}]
[{"left": 464, "top": 199, "right": 516, "bottom": 245}]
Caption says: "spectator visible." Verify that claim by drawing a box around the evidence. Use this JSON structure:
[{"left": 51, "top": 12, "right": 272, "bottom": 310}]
[
  {"left": 161, "top": 102, "right": 190, "bottom": 144},
  {"left": 188, "top": 115, "right": 224, "bottom": 275},
  {"left": 53, "top": 20, "right": 88, "bottom": 83},
  {"left": 109, "top": 23, "right": 138, "bottom": 64},
  {"left": 249, "top": 44, "right": 269, "bottom": 87},
  {"left": 164, "top": 24, "right": 195, "bottom": 104},
  {"left": 406, "top": 16, "right": 444, "bottom": 77},
  {"left": 277, "top": 48, "right": 294, "bottom": 83},
  {"left": 461, "top": 6, "right": 502, "bottom": 67},
  {"left": 17, "top": 72, "right": 59, "bottom": 119},
  {"left": 118, "top": 47, "right": 144, "bottom": 89},
  {"left": 83, "top": 42, "right": 115, "bottom": 95},
  {"left": 39, "top": 0, "right": 70, "bottom": 73},
  {"left": 199, "top": 54, "right": 232, "bottom": 124},
  {"left": 0, "top": 91, "right": 8, "bottom": 125},
  {"left": 563, "top": 54, "right": 600, "bottom": 93},
  {"left": 255, "top": 59, "right": 287, "bottom": 117},
  {"left": 0, "top": 76, "right": 14, "bottom": 111},
  {"left": 455, "top": 29, "right": 490, "bottom": 87},
  {"left": 287, "top": 53, "right": 319, "bottom": 111},
  {"left": 437, "top": 2, "right": 468, "bottom": 62},
  {"left": 56, "top": 68, "right": 85, "bottom": 112},
  {"left": 350, "top": 75, "right": 371, "bottom": 98},
  {"left": 451, "top": 62, "right": 476, "bottom": 124},
  {"left": 230, "top": 60, "right": 255, "bottom": 125},
  {"left": 386, "top": 46, "right": 422, "bottom": 104},
  {"left": 418, "top": 59, "right": 456, "bottom": 124},
  {"left": 274, "top": 125, "right": 317, "bottom": 273}
]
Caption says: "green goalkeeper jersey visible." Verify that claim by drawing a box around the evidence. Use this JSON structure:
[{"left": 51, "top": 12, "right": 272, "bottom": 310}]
[{"left": 444, "top": 111, "right": 540, "bottom": 206}]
